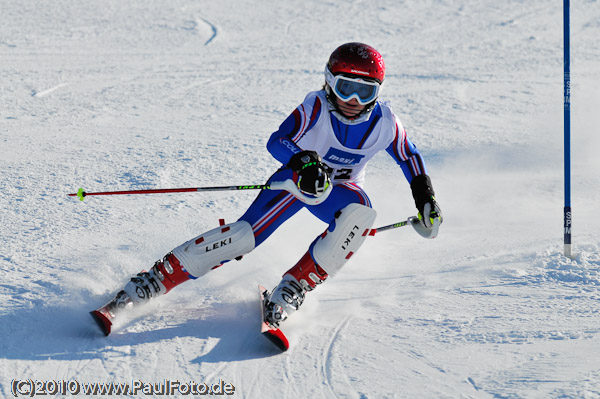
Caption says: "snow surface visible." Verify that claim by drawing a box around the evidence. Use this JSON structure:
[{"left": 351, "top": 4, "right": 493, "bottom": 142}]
[{"left": 1, "top": 0, "right": 600, "bottom": 398}]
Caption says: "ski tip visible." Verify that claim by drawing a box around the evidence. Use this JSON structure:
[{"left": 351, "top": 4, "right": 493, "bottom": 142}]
[
  {"left": 90, "top": 310, "right": 112, "bottom": 336},
  {"left": 263, "top": 329, "right": 289, "bottom": 352}
]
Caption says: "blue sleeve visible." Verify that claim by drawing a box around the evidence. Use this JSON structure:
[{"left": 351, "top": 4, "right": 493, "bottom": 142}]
[
  {"left": 266, "top": 110, "right": 303, "bottom": 165},
  {"left": 385, "top": 127, "right": 428, "bottom": 184},
  {"left": 266, "top": 93, "right": 323, "bottom": 165}
]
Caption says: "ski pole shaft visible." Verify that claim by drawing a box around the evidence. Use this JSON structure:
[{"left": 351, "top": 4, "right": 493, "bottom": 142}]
[
  {"left": 371, "top": 216, "right": 439, "bottom": 239},
  {"left": 68, "top": 185, "right": 270, "bottom": 201},
  {"left": 369, "top": 218, "right": 416, "bottom": 235},
  {"left": 370, "top": 220, "right": 411, "bottom": 234},
  {"left": 68, "top": 180, "right": 330, "bottom": 205}
]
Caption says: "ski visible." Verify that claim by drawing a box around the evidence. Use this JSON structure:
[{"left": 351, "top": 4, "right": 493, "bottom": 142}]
[
  {"left": 259, "top": 285, "right": 289, "bottom": 352},
  {"left": 90, "top": 290, "right": 133, "bottom": 336},
  {"left": 90, "top": 309, "right": 113, "bottom": 336}
]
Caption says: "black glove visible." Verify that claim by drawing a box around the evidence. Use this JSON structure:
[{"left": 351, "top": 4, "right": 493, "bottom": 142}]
[
  {"left": 410, "top": 174, "right": 443, "bottom": 228},
  {"left": 288, "top": 150, "right": 331, "bottom": 196}
]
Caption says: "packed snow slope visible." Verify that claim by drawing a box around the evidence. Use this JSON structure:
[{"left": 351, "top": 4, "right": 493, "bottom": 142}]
[{"left": 1, "top": 0, "right": 600, "bottom": 398}]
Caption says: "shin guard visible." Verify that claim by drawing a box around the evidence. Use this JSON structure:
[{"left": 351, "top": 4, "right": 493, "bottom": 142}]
[
  {"left": 172, "top": 220, "right": 255, "bottom": 278},
  {"left": 311, "top": 203, "right": 376, "bottom": 277}
]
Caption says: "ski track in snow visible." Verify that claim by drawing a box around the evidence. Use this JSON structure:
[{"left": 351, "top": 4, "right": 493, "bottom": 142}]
[
  {"left": 2, "top": 0, "right": 600, "bottom": 398},
  {"left": 196, "top": 17, "right": 218, "bottom": 46},
  {"left": 321, "top": 315, "right": 352, "bottom": 399},
  {"left": 31, "top": 83, "right": 70, "bottom": 98}
]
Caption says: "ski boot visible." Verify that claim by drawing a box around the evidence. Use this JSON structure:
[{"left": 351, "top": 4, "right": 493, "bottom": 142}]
[
  {"left": 90, "top": 252, "right": 191, "bottom": 335},
  {"left": 264, "top": 251, "right": 328, "bottom": 328}
]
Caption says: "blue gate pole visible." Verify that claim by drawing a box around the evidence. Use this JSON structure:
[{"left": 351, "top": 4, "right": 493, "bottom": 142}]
[{"left": 563, "top": 0, "right": 572, "bottom": 258}]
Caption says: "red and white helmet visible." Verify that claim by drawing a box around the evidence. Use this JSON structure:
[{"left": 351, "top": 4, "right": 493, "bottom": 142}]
[
  {"left": 324, "top": 43, "right": 385, "bottom": 118},
  {"left": 327, "top": 42, "right": 385, "bottom": 84}
]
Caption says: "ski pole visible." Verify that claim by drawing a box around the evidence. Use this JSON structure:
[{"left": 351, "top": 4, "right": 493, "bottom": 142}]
[
  {"left": 370, "top": 219, "right": 411, "bottom": 234},
  {"left": 68, "top": 185, "right": 271, "bottom": 201},
  {"left": 69, "top": 185, "right": 437, "bottom": 237},
  {"left": 370, "top": 216, "right": 439, "bottom": 239},
  {"left": 67, "top": 179, "right": 331, "bottom": 206}
]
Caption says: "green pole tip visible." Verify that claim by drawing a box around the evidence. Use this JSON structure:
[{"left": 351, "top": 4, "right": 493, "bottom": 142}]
[{"left": 77, "top": 188, "right": 86, "bottom": 201}]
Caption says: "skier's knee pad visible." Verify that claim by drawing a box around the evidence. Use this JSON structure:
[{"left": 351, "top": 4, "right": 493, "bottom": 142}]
[
  {"left": 172, "top": 220, "right": 255, "bottom": 278},
  {"left": 311, "top": 203, "right": 376, "bottom": 276}
]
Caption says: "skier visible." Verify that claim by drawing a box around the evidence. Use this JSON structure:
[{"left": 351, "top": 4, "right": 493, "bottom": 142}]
[{"left": 91, "top": 42, "right": 442, "bottom": 338}]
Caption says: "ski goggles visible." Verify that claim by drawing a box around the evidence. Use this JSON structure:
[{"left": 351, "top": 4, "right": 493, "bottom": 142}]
[{"left": 325, "top": 67, "right": 381, "bottom": 105}]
